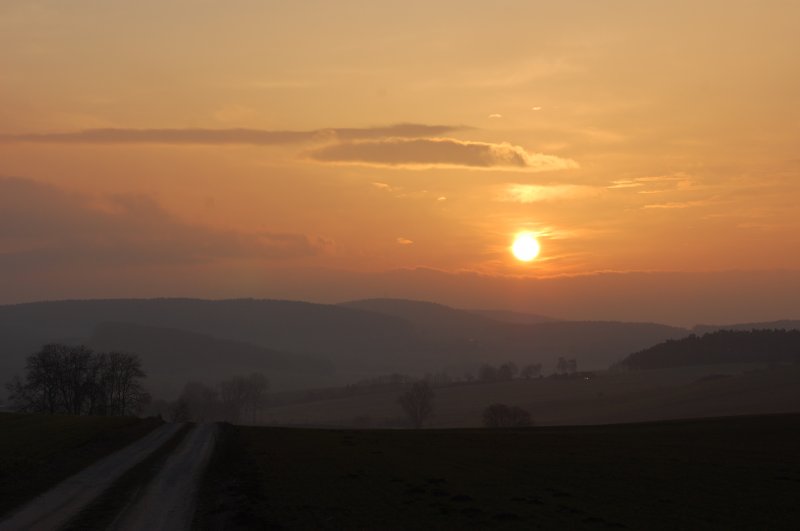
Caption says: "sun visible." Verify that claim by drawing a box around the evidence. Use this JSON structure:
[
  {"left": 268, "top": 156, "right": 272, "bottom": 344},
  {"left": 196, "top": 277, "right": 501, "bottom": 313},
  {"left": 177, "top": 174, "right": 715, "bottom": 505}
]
[{"left": 511, "top": 232, "right": 540, "bottom": 262}]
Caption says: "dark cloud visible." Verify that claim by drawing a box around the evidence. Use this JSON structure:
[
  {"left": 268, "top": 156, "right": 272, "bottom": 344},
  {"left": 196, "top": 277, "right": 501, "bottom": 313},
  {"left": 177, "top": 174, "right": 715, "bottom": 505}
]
[
  {"left": 307, "top": 138, "right": 578, "bottom": 171},
  {"left": 0, "top": 177, "right": 324, "bottom": 273},
  {"left": 0, "top": 124, "right": 461, "bottom": 145}
]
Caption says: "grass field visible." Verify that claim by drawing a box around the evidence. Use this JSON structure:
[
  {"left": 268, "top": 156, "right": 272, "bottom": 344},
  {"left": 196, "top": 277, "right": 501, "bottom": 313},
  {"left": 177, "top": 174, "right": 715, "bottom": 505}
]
[
  {"left": 200, "top": 414, "right": 800, "bottom": 530},
  {"left": 261, "top": 364, "right": 800, "bottom": 427},
  {"left": 0, "top": 412, "right": 161, "bottom": 517}
]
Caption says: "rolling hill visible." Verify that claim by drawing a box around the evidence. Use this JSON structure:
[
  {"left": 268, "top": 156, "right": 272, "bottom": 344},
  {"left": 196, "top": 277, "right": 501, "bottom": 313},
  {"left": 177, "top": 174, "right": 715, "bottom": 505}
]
[
  {"left": 614, "top": 329, "right": 800, "bottom": 370},
  {"left": 340, "top": 298, "right": 688, "bottom": 371},
  {"left": 468, "top": 308, "right": 560, "bottom": 324},
  {"left": 1, "top": 298, "right": 691, "bottom": 401},
  {"left": 87, "top": 322, "right": 335, "bottom": 397},
  {"left": 693, "top": 320, "right": 800, "bottom": 334}
]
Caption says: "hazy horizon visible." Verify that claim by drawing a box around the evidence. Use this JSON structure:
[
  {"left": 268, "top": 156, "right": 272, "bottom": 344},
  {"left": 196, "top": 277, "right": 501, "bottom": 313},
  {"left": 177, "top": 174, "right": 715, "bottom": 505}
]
[
  {"left": 2, "top": 266, "right": 800, "bottom": 327},
  {"left": 2, "top": 1, "right": 799, "bottom": 325}
]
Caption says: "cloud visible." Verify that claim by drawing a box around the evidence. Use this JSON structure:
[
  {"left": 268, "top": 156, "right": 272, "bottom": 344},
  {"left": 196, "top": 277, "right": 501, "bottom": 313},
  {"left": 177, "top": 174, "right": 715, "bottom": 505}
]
[
  {"left": 307, "top": 138, "right": 578, "bottom": 171},
  {"left": 642, "top": 199, "right": 712, "bottom": 210},
  {"left": 499, "top": 184, "right": 599, "bottom": 203},
  {"left": 488, "top": 114, "right": 503, "bottom": 119},
  {"left": 608, "top": 173, "right": 695, "bottom": 193},
  {"left": 0, "top": 177, "right": 325, "bottom": 273},
  {"left": 0, "top": 124, "right": 462, "bottom": 146},
  {"left": 396, "top": 238, "right": 414, "bottom": 245}
]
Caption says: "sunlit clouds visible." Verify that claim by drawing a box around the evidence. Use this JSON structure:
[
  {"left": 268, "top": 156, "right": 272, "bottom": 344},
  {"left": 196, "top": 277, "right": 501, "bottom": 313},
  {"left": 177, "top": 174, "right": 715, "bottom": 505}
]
[
  {"left": 0, "top": 124, "right": 462, "bottom": 145},
  {"left": 499, "top": 184, "right": 598, "bottom": 203},
  {"left": 0, "top": 0, "right": 798, "bottom": 303},
  {"left": 307, "top": 138, "right": 578, "bottom": 171}
]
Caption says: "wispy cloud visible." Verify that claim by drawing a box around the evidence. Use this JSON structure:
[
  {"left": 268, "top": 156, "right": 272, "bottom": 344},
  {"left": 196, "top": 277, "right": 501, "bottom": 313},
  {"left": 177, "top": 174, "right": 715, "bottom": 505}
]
[
  {"left": 499, "top": 183, "right": 598, "bottom": 203},
  {"left": 308, "top": 138, "right": 578, "bottom": 171},
  {"left": 608, "top": 173, "right": 695, "bottom": 193},
  {"left": 642, "top": 199, "right": 713, "bottom": 209},
  {"left": 0, "top": 124, "right": 462, "bottom": 145}
]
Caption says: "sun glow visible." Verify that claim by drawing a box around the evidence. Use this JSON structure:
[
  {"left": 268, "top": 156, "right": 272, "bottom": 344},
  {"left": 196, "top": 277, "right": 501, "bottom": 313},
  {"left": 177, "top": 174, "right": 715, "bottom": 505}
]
[{"left": 511, "top": 232, "right": 540, "bottom": 262}]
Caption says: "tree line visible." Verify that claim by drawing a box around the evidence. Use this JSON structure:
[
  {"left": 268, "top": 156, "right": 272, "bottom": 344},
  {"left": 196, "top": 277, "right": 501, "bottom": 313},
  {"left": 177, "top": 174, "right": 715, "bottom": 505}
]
[
  {"left": 615, "top": 329, "right": 800, "bottom": 370},
  {"left": 6, "top": 344, "right": 149, "bottom": 416},
  {"left": 153, "top": 373, "right": 270, "bottom": 424},
  {"left": 466, "top": 362, "right": 544, "bottom": 382},
  {"left": 396, "top": 381, "right": 533, "bottom": 429}
]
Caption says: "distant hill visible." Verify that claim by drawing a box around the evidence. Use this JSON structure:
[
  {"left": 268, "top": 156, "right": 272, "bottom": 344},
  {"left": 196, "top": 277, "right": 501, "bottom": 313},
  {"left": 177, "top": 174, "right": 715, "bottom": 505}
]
[
  {"left": 615, "top": 329, "right": 800, "bottom": 370},
  {"left": 468, "top": 309, "right": 560, "bottom": 324},
  {"left": 693, "top": 320, "right": 800, "bottom": 334},
  {"left": 339, "top": 298, "right": 498, "bottom": 335},
  {"left": 1, "top": 298, "right": 688, "bottom": 400},
  {"left": 88, "top": 322, "right": 334, "bottom": 397},
  {"left": 0, "top": 298, "right": 415, "bottom": 362},
  {"left": 339, "top": 298, "right": 687, "bottom": 370}
]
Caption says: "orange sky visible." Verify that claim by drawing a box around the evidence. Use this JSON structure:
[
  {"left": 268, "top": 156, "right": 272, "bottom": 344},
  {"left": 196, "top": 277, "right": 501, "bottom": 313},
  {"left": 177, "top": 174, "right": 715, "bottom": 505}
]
[{"left": 1, "top": 1, "right": 799, "bottom": 320}]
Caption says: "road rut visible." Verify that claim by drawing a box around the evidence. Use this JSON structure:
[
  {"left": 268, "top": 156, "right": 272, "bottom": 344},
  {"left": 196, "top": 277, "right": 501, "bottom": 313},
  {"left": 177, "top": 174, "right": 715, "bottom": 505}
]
[{"left": 110, "top": 423, "right": 218, "bottom": 531}]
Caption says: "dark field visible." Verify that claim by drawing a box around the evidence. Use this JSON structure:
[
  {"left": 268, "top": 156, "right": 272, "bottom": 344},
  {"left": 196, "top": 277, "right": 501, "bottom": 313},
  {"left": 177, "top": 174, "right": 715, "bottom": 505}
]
[
  {"left": 0, "top": 412, "right": 160, "bottom": 517},
  {"left": 262, "top": 364, "right": 800, "bottom": 428},
  {"left": 203, "top": 414, "right": 800, "bottom": 530}
]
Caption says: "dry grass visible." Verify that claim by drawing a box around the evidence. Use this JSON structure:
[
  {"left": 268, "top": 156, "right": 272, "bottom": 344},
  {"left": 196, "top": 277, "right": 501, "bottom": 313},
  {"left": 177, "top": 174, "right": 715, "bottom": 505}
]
[
  {"left": 0, "top": 412, "right": 160, "bottom": 517},
  {"left": 202, "top": 414, "right": 800, "bottom": 529}
]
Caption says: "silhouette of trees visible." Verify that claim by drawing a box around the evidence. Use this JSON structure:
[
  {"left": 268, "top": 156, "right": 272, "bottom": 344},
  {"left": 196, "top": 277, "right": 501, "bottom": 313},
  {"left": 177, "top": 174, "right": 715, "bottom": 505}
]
[
  {"left": 482, "top": 404, "right": 533, "bottom": 428},
  {"left": 424, "top": 371, "right": 453, "bottom": 385},
  {"left": 243, "top": 372, "right": 270, "bottom": 424},
  {"left": 556, "top": 357, "right": 578, "bottom": 375},
  {"left": 6, "top": 344, "right": 148, "bottom": 416},
  {"left": 477, "top": 362, "right": 526, "bottom": 382},
  {"left": 398, "top": 381, "right": 435, "bottom": 428},
  {"left": 616, "top": 329, "right": 800, "bottom": 370},
  {"left": 219, "top": 372, "right": 270, "bottom": 423},
  {"left": 149, "top": 373, "right": 270, "bottom": 424},
  {"left": 521, "top": 363, "right": 543, "bottom": 379},
  {"left": 497, "top": 362, "right": 519, "bottom": 380}
]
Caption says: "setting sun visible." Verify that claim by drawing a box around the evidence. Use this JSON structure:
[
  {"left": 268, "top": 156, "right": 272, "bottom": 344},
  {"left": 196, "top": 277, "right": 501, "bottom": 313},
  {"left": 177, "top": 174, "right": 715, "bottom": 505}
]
[{"left": 511, "top": 233, "right": 541, "bottom": 262}]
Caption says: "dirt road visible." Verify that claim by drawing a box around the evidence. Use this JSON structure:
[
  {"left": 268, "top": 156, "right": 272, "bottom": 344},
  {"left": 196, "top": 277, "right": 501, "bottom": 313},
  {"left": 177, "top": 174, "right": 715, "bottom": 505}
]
[
  {"left": 110, "top": 423, "right": 218, "bottom": 531},
  {"left": 0, "top": 423, "right": 182, "bottom": 531}
]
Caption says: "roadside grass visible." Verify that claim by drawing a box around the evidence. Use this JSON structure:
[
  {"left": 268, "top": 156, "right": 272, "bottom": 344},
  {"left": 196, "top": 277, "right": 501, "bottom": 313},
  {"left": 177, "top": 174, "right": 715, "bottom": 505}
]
[
  {"left": 195, "top": 423, "right": 264, "bottom": 530},
  {"left": 200, "top": 413, "right": 800, "bottom": 530},
  {"left": 0, "top": 412, "right": 161, "bottom": 517}
]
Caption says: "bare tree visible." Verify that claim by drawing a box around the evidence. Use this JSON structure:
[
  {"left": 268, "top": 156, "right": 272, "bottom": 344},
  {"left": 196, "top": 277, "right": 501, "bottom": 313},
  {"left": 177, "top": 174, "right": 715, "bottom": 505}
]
[
  {"left": 398, "top": 381, "right": 434, "bottom": 428},
  {"left": 7, "top": 345, "right": 64, "bottom": 413},
  {"left": 219, "top": 376, "right": 249, "bottom": 423},
  {"left": 497, "top": 362, "right": 519, "bottom": 381},
  {"left": 6, "top": 345, "right": 148, "bottom": 416},
  {"left": 566, "top": 358, "right": 578, "bottom": 375},
  {"left": 521, "top": 363, "right": 542, "bottom": 379},
  {"left": 482, "top": 404, "right": 533, "bottom": 428},
  {"left": 243, "top": 372, "right": 270, "bottom": 424},
  {"left": 105, "top": 352, "right": 148, "bottom": 416}
]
